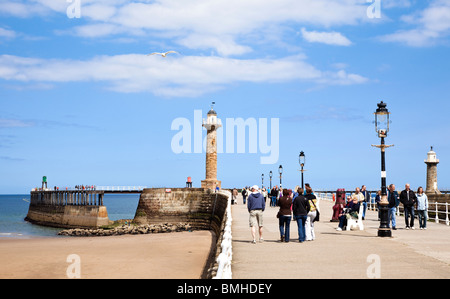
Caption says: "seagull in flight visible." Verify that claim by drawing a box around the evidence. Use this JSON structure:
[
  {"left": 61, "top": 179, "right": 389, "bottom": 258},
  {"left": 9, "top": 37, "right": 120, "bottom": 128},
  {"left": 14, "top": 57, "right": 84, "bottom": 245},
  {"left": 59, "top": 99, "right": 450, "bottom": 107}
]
[{"left": 147, "top": 51, "right": 178, "bottom": 57}]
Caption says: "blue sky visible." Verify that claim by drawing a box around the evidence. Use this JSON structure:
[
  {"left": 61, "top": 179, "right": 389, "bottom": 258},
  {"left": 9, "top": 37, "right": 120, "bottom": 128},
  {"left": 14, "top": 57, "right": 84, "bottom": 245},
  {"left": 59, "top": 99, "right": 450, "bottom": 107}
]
[{"left": 1, "top": 0, "right": 450, "bottom": 194}]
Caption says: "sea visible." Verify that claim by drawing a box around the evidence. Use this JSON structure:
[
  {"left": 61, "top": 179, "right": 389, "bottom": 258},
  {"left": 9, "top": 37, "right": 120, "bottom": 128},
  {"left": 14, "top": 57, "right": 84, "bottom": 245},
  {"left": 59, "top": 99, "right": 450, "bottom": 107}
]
[{"left": 0, "top": 193, "right": 140, "bottom": 239}]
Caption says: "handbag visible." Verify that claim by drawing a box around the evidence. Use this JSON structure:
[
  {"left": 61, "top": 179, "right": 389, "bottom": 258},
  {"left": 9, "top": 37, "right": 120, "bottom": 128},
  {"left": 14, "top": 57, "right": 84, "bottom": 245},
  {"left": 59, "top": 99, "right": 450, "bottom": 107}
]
[
  {"left": 276, "top": 211, "right": 281, "bottom": 218},
  {"left": 310, "top": 199, "right": 320, "bottom": 222}
]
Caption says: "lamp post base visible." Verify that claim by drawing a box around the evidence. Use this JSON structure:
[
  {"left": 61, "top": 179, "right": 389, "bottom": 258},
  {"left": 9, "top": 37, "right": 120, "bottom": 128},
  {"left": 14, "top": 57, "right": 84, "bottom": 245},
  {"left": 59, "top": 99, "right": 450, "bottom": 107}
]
[{"left": 377, "top": 201, "right": 392, "bottom": 237}]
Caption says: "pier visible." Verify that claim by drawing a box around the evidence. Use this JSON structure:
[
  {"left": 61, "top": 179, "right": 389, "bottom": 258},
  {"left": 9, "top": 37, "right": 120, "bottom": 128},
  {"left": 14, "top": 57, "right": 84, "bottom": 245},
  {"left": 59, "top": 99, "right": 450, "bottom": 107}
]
[
  {"left": 30, "top": 190, "right": 105, "bottom": 206},
  {"left": 26, "top": 189, "right": 112, "bottom": 229},
  {"left": 229, "top": 194, "right": 450, "bottom": 279}
]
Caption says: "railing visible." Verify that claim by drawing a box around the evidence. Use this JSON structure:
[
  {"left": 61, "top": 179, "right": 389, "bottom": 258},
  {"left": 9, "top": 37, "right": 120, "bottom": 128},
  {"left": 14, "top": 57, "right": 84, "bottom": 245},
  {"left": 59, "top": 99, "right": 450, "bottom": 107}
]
[
  {"left": 95, "top": 186, "right": 147, "bottom": 192},
  {"left": 213, "top": 190, "right": 232, "bottom": 279},
  {"left": 316, "top": 192, "right": 333, "bottom": 202},
  {"left": 395, "top": 202, "right": 450, "bottom": 226},
  {"left": 316, "top": 192, "right": 450, "bottom": 226}
]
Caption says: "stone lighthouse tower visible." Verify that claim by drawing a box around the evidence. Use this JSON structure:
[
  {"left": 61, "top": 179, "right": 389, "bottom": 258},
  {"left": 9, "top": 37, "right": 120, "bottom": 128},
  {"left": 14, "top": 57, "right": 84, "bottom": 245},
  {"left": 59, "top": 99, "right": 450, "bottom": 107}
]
[
  {"left": 425, "top": 146, "right": 441, "bottom": 194},
  {"left": 201, "top": 102, "right": 222, "bottom": 190}
]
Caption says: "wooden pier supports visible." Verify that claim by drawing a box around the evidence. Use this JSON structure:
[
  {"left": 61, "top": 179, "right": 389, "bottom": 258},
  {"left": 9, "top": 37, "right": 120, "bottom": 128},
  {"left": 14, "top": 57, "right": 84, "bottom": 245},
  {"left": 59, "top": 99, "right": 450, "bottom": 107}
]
[
  {"left": 26, "top": 190, "right": 110, "bottom": 229},
  {"left": 30, "top": 190, "right": 105, "bottom": 206}
]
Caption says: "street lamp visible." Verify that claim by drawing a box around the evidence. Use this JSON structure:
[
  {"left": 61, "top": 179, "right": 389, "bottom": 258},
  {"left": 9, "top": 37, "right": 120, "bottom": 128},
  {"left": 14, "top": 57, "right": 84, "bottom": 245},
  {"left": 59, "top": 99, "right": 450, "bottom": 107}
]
[
  {"left": 261, "top": 173, "right": 264, "bottom": 189},
  {"left": 372, "top": 101, "right": 394, "bottom": 238},
  {"left": 278, "top": 165, "right": 283, "bottom": 188},
  {"left": 299, "top": 151, "right": 305, "bottom": 189},
  {"left": 269, "top": 171, "right": 273, "bottom": 190}
]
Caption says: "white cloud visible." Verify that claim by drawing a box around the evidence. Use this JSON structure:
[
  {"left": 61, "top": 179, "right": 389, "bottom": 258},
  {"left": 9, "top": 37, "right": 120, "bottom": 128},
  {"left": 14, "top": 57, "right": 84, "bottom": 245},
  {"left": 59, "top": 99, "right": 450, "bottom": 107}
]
[
  {"left": 0, "top": 54, "right": 367, "bottom": 97},
  {"left": 0, "top": 1, "right": 370, "bottom": 96},
  {"left": 301, "top": 28, "right": 352, "bottom": 46},
  {"left": 72, "top": 24, "right": 125, "bottom": 38},
  {"left": 323, "top": 70, "right": 369, "bottom": 85},
  {"left": 0, "top": 1, "right": 46, "bottom": 18},
  {"left": 109, "top": 0, "right": 365, "bottom": 54},
  {"left": 0, "top": 27, "right": 16, "bottom": 39},
  {"left": 0, "top": 118, "right": 33, "bottom": 128},
  {"left": 177, "top": 34, "right": 253, "bottom": 56},
  {"left": 1, "top": 0, "right": 368, "bottom": 56},
  {"left": 380, "top": 0, "right": 450, "bottom": 46}
]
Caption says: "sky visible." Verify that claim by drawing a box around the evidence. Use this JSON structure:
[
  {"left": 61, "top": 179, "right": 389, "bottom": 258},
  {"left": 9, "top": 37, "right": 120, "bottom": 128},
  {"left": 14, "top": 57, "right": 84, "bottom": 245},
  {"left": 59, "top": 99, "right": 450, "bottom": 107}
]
[{"left": 1, "top": 0, "right": 450, "bottom": 194}]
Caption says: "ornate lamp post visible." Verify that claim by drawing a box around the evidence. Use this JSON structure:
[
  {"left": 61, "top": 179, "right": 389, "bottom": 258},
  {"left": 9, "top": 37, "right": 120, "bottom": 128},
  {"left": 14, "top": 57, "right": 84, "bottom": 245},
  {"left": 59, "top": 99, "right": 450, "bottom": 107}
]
[
  {"left": 261, "top": 173, "right": 264, "bottom": 189},
  {"left": 269, "top": 171, "right": 273, "bottom": 190},
  {"left": 372, "top": 101, "right": 394, "bottom": 237},
  {"left": 278, "top": 165, "right": 283, "bottom": 188},
  {"left": 299, "top": 151, "right": 305, "bottom": 189}
]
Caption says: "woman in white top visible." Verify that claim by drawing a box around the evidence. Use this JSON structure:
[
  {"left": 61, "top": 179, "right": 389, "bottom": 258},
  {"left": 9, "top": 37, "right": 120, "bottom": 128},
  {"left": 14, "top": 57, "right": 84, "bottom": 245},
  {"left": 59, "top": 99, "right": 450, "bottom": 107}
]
[{"left": 416, "top": 186, "right": 428, "bottom": 229}]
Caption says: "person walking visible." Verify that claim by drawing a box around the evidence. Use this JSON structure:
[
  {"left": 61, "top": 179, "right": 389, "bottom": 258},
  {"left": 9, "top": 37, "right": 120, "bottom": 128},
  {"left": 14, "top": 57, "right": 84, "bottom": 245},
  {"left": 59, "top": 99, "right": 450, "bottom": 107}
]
[
  {"left": 277, "top": 189, "right": 292, "bottom": 242},
  {"left": 388, "top": 184, "right": 399, "bottom": 230},
  {"left": 242, "top": 187, "right": 248, "bottom": 204},
  {"left": 232, "top": 188, "right": 238, "bottom": 205},
  {"left": 262, "top": 188, "right": 268, "bottom": 204},
  {"left": 416, "top": 186, "right": 428, "bottom": 230},
  {"left": 270, "top": 186, "right": 277, "bottom": 207},
  {"left": 361, "top": 185, "right": 370, "bottom": 220},
  {"left": 304, "top": 187, "right": 318, "bottom": 241},
  {"left": 292, "top": 187, "right": 310, "bottom": 242},
  {"left": 400, "top": 183, "right": 417, "bottom": 229},
  {"left": 247, "top": 185, "right": 265, "bottom": 244}
]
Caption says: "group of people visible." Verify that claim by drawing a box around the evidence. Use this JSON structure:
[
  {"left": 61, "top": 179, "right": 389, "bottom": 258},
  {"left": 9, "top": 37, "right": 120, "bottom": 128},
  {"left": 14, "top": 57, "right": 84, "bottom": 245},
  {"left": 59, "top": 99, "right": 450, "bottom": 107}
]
[
  {"left": 74, "top": 185, "right": 96, "bottom": 191},
  {"left": 237, "top": 186, "right": 271, "bottom": 205},
  {"left": 334, "top": 183, "right": 430, "bottom": 231},
  {"left": 241, "top": 184, "right": 318, "bottom": 244},
  {"left": 383, "top": 183, "right": 429, "bottom": 230},
  {"left": 232, "top": 182, "right": 431, "bottom": 244}
]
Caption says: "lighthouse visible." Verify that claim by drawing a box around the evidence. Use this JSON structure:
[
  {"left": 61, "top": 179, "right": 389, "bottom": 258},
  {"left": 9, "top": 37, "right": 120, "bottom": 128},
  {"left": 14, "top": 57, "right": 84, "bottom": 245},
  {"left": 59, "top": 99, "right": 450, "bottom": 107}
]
[
  {"left": 425, "top": 146, "right": 441, "bottom": 194},
  {"left": 201, "top": 102, "right": 222, "bottom": 190}
]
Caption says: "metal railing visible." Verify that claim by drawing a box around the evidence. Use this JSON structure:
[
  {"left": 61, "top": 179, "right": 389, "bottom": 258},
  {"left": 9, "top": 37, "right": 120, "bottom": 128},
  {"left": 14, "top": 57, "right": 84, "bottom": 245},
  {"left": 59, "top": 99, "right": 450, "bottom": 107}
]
[
  {"left": 213, "top": 190, "right": 233, "bottom": 279},
  {"left": 316, "top": 192, "right": 450, "bottom": 226},
  {"left": 95, "top": 186, "right": 147, "bottom": 191}
]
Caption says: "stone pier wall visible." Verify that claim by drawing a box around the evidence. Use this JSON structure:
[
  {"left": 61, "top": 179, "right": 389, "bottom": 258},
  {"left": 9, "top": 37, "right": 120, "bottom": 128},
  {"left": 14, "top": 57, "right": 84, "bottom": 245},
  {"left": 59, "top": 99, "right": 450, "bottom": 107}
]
[
  {"left": 25, "top": 204, "right": 110, "bottom": 229},
  {"left": 133, "top": 188, "right": 228, "bottom": 236},
  {"left": 25, "top": 190, "right": 111, "bottom": 229}
]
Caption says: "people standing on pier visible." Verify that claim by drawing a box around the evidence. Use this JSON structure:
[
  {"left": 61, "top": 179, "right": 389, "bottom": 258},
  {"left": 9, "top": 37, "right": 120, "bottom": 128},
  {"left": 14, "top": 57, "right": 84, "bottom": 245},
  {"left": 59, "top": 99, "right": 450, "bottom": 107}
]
[
  {"left": 400, "top": 183, "right": 417, "bottom": 229},
  {"left": 375, "top": 190, "right": 381, "bottom": 220},
  {"left": 305, "top": 187, "right": 318, "bottom": 241},
  {"left": 416, "top": 186, "right": 428, "bottom": 230},
  {"left": 388, "top": 184, "right": 400, "bottom": 230},
  {"left": 242, "top": 187, "right": 248, "bottom": 204},
  {"left": 361, "top": 185, "right": 370, "bottom": 220},
  {"left": 247, "top": 185, "right": 265, "bottom": 244},
  {"left": 270, "top": 186, "right": 279, "bottom": 207},
  {"left": 293, "top": 188, "right": 310, "bottom": 242},
  {"left": 262, "top": 188, "right": 268, "bottom": 204},
  {"left": 232, "top": 188, "right": 238, "bottom": 205},
  {"left": 278, "top": 188, "right": 292, "bottom": 242},
  {"left": 351, "top": 187, "right": 364, "bottom": 204}
]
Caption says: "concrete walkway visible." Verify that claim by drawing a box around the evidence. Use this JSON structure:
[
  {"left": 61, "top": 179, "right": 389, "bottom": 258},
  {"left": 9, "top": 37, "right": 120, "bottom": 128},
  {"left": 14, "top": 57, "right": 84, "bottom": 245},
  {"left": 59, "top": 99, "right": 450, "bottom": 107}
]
[{"left": 231, "top": 195, "right": 450, "bottom": 279}]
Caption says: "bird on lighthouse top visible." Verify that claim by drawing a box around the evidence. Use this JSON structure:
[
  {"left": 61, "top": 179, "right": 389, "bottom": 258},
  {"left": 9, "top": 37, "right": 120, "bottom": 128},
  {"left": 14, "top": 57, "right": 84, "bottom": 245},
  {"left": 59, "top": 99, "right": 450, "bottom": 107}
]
[{"left": 208, "top": 102, "right": 217, "bottom": 115}]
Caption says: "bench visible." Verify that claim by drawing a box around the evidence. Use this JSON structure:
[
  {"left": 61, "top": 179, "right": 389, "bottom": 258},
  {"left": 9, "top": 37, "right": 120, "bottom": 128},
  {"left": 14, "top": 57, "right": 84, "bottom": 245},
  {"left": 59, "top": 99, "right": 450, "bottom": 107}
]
[{"left": 346, "top": 203, "right": 364, "bottom": 231}]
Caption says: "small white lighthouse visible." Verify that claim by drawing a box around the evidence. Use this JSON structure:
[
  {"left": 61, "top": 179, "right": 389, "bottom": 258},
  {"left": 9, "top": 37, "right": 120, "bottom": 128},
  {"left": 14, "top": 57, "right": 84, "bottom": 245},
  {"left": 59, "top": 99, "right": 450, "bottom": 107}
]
[
  {"left": 201, "top": 102, "right": 222, "bottom": 190},
  {"left": 425, "top": 146, "right": 441, "bottom": 194}
]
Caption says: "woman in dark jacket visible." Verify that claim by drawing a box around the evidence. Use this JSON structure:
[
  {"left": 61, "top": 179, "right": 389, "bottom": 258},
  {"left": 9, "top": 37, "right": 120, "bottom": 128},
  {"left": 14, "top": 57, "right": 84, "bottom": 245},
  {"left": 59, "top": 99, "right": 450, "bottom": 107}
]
[
  {"left": 293, "top": 188, "right": 310, "bottom": 243},
  {"left": 278, "top": 188, "right": 292, "bottom": 242}
]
